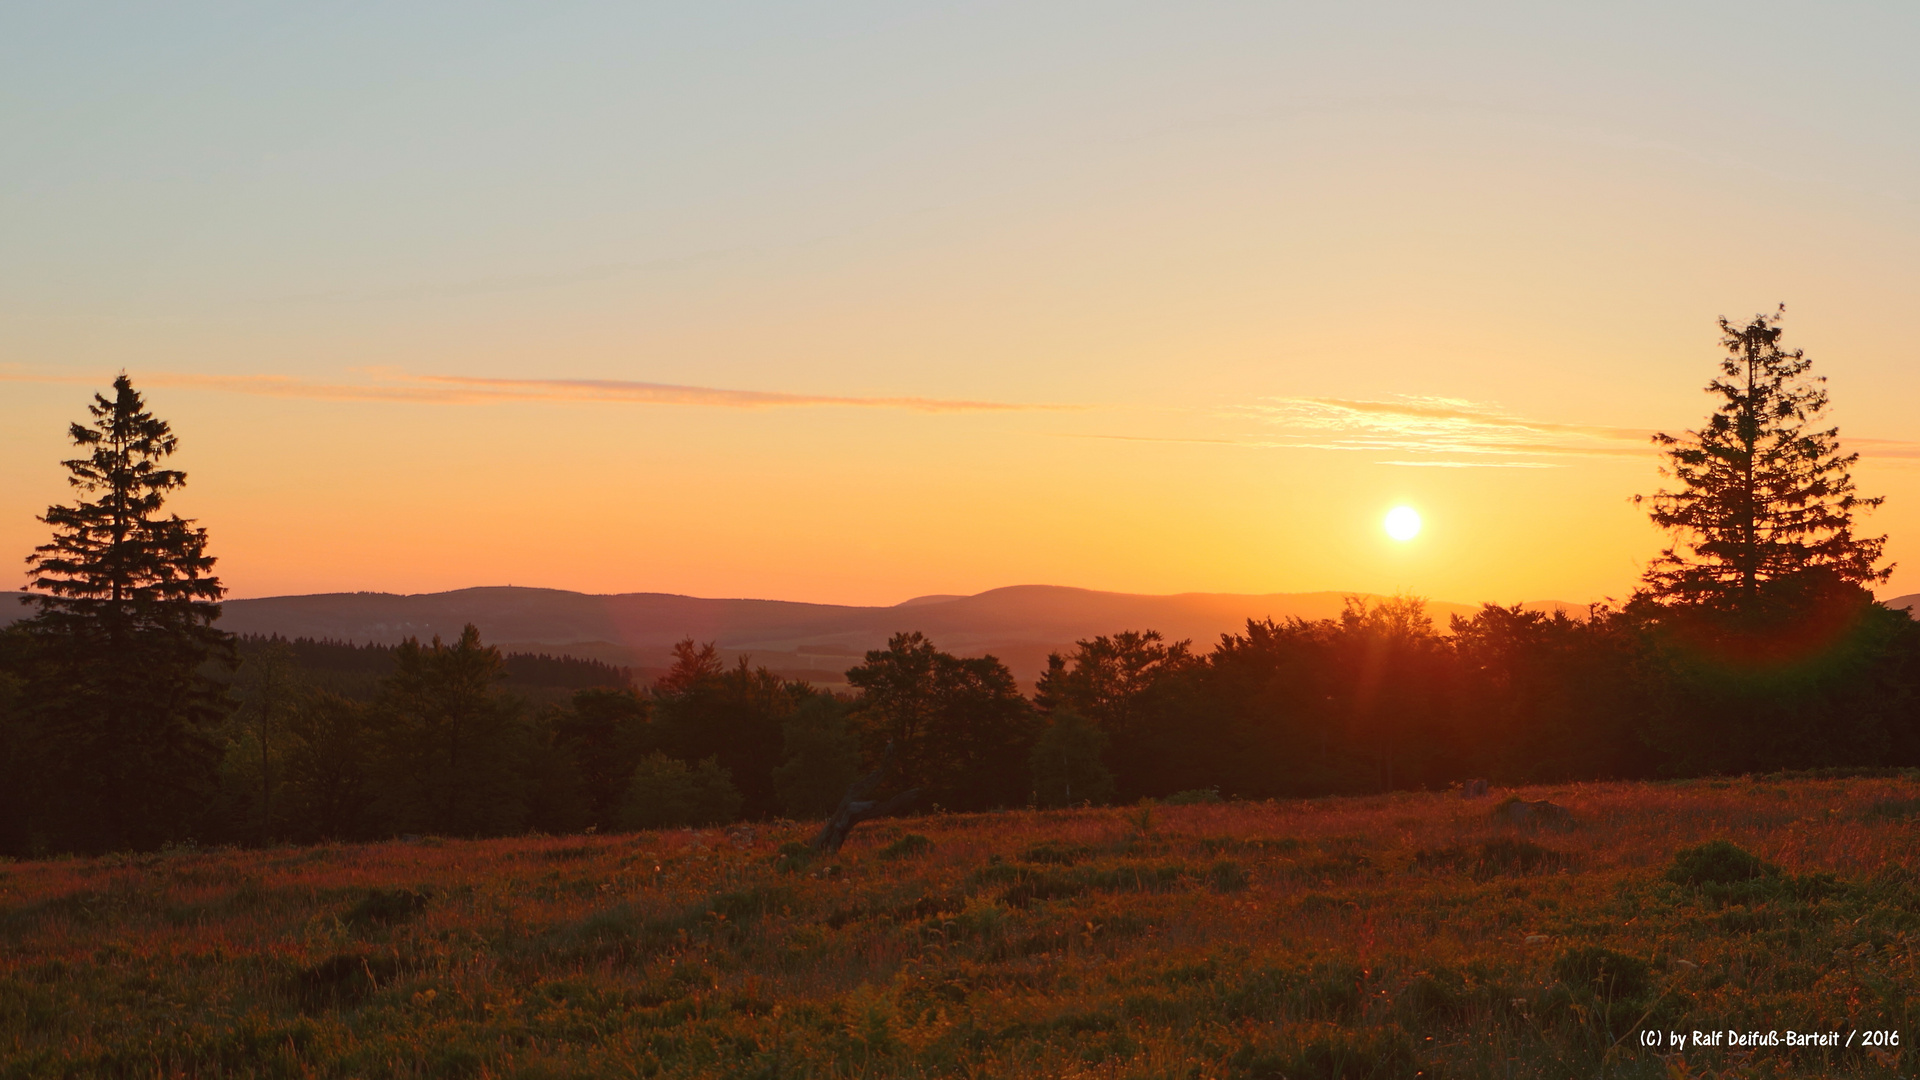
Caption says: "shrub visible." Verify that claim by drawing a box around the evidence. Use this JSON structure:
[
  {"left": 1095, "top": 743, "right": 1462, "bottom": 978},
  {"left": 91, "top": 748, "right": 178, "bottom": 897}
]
[
  {"left": 620, "top": 754, "right": 744, "bottom": 829},
  {"left": 1664, "top": 839, "right": 1777, "bottom": 887},
  {"left": 290, "top": 950, "right": 405, "bottom": 1009},
  {"left": 1163, "top": 788, "right": 1222, "bottom": 806},
  {"left": 1474, "top": 838, "right": 1567, "bottom": 878},
  {"left": 1393, "top": 967, "right": 1467, "bottom": 1026},
  {"left": 771, "top": 840, "right": 813, "bottom": 874},
  {"left": 879, "top": 833, "right": 932, "bottom": 860},
  {"left": 1019, "top": 840, "right": 1092, "bottom": 865},
  {"left": 711, "top": 884, "right": 794, "bottom": 922},
  {"left": 1861, "top": 797, "right": 1920, "bottom": 822},
  {"left": 1208, "top": 859, "right": 1250, "bottom": 893},
  {"left": 343, "top": 887, "right": 431, "bottom": 929},
  {"left": 1552, "top": 945, "right": 1650, "bottom": 1003}
]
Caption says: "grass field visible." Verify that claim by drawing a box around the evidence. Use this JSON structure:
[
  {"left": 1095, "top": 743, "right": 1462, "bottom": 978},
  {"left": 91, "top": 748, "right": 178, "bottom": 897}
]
[{"left": 3, "top": 775, "right": 1918, "bottom": 1079}]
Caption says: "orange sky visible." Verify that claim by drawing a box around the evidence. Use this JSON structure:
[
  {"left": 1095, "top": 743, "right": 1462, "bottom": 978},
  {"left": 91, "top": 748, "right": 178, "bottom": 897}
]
[{"left": 4, "top": 6, "right": 1917, "bottom": 606}]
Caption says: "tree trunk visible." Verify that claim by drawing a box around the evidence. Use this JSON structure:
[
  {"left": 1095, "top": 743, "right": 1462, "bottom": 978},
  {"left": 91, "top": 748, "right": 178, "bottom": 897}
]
[{"left": 811, "top": 741, "right": 919, "bottom": 854}]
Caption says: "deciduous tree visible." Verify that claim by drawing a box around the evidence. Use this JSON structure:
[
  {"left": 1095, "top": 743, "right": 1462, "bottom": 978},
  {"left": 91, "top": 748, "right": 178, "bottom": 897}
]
[
  {"left": 847, "top": 632, "right": 1036, "bottom": 810},
  {"left": 651, "top": 640, "right": 808, "bottom": 817}
]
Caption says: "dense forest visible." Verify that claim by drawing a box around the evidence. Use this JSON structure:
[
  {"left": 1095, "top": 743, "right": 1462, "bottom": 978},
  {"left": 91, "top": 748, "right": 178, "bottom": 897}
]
[{"left": 4, "top": 312, "right": 1919, "bottom": 856}]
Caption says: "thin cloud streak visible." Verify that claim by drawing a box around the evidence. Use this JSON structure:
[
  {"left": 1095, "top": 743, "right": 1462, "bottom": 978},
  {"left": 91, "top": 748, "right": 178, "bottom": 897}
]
[
  {"left": 1238, "top": 396, "right": 1656, "bottom": 459},
  {"left": 0, "top": 370, "right": 1053, "bottom": 413},
  {"left": 1847, "top": 438, "right": 1920, "bottom": 460},
  {"left": 1375, "top": 459, "right": 1562, "bottom": 469},
  {"left": 1298, "top": 396, "right": 1652, "bottom": 442},
  {"left": 1050, "top": 432, "right": 1243, "bottom": 445},
  {"left": 1233, "top": 394, "right": 1920, "bottom": 467}
]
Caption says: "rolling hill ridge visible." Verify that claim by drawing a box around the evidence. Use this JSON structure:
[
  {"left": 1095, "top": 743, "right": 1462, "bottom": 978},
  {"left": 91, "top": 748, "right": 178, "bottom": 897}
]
[{"left": 15, "top": 585, "right": 1910, "bottom": 684}]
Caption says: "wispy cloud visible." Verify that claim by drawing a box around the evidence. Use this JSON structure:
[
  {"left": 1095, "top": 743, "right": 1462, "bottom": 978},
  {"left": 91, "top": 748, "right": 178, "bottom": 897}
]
[
  {"left": 1050, "top": 432, "right": 1243, "bottom": 446},
  {"left": 1846, "top": 437, "right": 1920, "bottom": 461},
  {"left": 0, "top": 369, "right": 1053, "bottom": 413},
  {"left": 1235, "top": 396, "right": 1653, "bottom": 467},
  {"left": 1374, "top": 459, "right": 1563, "bottom": 469},
  {"left": 1230, "top": 395, "right": 1920, "bottom": 468}
]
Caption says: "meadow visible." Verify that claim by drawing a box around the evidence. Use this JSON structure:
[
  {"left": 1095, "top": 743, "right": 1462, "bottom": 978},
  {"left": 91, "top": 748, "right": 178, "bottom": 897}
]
[{"left": 2, "top": 774, "right": 1917, "bottom": 1079}]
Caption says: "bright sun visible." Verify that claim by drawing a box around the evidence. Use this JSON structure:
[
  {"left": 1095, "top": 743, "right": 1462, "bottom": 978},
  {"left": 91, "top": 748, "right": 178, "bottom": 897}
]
[{"left": 1384, "top": 506, "right": 1422, "bottom": 542}]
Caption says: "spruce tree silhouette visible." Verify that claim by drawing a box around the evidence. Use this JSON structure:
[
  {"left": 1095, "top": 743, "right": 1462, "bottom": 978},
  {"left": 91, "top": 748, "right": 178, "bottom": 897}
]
[
  {"left": 15, "top": 374, "right": 231, "bottom": 852},
  {"left": 1636, "top": 308, "right": 1889, "bottom": 609}
]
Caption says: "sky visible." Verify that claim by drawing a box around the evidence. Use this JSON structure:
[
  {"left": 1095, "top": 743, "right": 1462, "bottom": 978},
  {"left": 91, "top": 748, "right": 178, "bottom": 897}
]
[{"left": 4, "top": 2, "right": 1918, "bottom": 607}]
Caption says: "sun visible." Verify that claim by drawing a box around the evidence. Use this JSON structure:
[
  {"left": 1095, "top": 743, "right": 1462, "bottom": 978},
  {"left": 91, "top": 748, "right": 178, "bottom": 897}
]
[{"left": 1384, "top": 505, "right": 1422, "bottom": 542}]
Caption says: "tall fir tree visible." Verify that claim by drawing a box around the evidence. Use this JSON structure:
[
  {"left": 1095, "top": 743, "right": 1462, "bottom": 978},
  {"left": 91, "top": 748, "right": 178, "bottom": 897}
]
[
  {"left": 12, "top": 375, "right": 232, "bottom": 853},
  {"left": 1636, "top": 308, "right": 1889, "bottom": 608}
]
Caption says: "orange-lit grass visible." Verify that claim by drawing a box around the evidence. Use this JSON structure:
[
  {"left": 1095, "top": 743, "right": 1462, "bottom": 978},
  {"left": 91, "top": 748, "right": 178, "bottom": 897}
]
[{"left": 2, "top": 775, "right": 1917, "bottom": 1078}]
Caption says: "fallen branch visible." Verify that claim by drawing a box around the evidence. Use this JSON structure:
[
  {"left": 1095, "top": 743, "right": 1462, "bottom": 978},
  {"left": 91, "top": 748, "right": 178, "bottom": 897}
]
[{"left": 811, "top": 741, "right": 920, "bottom": 855}]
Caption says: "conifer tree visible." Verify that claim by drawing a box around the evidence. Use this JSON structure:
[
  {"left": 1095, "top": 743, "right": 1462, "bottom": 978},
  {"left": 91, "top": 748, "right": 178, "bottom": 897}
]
[
  {"left": 1636, "top": 309, "right": 1888, "bottom": 608},
  {"left": 372, "top": 624, "right": 530, "bottom": 836},
  {"left": 14, "top": 374, "right": 231, "bottom": 852}
]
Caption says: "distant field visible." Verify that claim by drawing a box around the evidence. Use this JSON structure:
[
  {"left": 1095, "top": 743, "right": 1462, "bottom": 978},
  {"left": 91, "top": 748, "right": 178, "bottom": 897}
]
[{"left": 3, "top": 776, "right": 1916, "bottom": 1078}]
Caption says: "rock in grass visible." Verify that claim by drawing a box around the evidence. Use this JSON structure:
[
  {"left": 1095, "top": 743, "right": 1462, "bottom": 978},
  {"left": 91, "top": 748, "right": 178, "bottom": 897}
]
[{"left": 1492, "top": 797, "right": 1571, "bottom": 828}]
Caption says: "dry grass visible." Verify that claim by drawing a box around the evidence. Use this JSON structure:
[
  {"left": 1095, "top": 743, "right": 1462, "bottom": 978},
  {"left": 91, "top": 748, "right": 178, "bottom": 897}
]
[{"left": 2, "top": 774, "right": 1917, "bottom": 1078}]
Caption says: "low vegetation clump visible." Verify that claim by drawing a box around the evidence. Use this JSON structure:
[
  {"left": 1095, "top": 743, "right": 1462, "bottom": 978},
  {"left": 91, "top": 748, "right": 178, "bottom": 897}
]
[{"left": 3, "top": 774, "right": 1917, "bottom": 1077}]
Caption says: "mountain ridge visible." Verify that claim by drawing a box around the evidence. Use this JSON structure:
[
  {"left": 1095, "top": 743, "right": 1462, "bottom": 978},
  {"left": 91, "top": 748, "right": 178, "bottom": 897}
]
[
  {"left": 11, "top": 586, "right": 1911, "bottom": 684},
  {"left": 3, "top": 584, "right": 1569, "bottom": 682}
]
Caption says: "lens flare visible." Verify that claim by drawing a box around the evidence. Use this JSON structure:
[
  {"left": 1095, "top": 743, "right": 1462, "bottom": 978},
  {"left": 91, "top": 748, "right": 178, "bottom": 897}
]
[{"left": 1384, "top": 506, "right": 1422, "bottom": 541}]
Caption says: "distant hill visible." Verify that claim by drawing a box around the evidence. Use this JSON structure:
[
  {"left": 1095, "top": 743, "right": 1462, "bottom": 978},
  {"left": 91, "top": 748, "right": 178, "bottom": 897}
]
[
  {"left": 0, "top": 584, "right": 1591, "bottom": 684},
  {"left": 4, "top": 582, "right": 1913, "bottom": 689},
  {"left": 197, "top": 585, "right": 1476, "bottom": 681},
  {"left": 0, "top": 585, "right": 1637, "bottom": 684}
]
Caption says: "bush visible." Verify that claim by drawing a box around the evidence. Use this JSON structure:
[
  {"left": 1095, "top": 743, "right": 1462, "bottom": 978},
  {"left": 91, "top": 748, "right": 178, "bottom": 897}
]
[
  {"left": 1552, "top": 945, "right": 1650, "bottom": 1003},
  {"left": 1861, "top": 797, "right": 1920, "bottom": 822},
  {"left": 620, "top": 754, "right": 744, "bottom": 829},
  {"left": 342, "top": 887, "right": 431, "bottom": 929},
  {"left": 771, "top": 840, "right": 813, "bottom": 874},
  {"left": 1163, "top": 788, "right": 1222, "bottom": 806},
  {"left": 1207, "top": 859, "right": 1249, "bottom": 893},
  {"left": 1475, "top": 838, "right": 1567, "bottom": 878},
  {"left": 1019, "top": 840, "right": 1092, "bottom": 865},
  {"left": 1664, "top": 839, "right": 1777, "bottom": 887},
  {"left": 1229, "top": 1021, "right": 1424, "bottom": 1080},
  {"left": 879, "top": 833, "right": 932, "bottom": 860}
]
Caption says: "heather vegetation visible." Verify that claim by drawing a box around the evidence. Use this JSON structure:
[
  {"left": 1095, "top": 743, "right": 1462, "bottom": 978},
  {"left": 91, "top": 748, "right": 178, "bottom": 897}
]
[{"left": 1, "top": 775, "right": 1914, "bottom": 1077}]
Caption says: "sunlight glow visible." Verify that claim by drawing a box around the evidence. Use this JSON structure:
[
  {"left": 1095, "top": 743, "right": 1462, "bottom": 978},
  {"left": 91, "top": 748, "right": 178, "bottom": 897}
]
[{"left": 1384, "top": 506, "right": 1423, "bottom": 542}]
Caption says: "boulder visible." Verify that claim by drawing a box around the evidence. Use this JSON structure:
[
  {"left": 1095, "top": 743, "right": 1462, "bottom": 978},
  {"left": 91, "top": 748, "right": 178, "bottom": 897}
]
[{"left": 1493, "top": 798, "right": 1571, "bottom": 827}]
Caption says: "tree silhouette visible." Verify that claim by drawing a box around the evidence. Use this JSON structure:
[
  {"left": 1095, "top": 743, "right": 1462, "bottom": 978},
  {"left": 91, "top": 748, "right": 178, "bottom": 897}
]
[
  {"left": 1636, "top": 308, "right": 1888, "bottom": 607},
  {"left": 651, "top": 640, "right": 808, "bottom": 817},
  {"left": 545, "top": 686, "right": 652, "bottom": 829},
  {"left": 1035, "top": 629, "right": 1200, "bottom": 800},
  {"left": 847, "top": 632, "right": 1036, "bottom": 810},
  {"left": 12, "top": 375, "right": 231, "bottom": 852},
  {"left": 373, "top": 624, "right": 529, "bottom": 836},
  {"left": 771, "top": 694, "right": 864, "bottom": 818},
  {"left": 1029, "top": 710, "right": 1115, "bottom": 807}
]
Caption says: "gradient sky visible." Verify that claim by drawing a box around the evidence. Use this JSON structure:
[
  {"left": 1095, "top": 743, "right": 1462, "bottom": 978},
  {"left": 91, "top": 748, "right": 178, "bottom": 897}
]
[{"left": 4, "top": 3, "right": 1918, "bottom": 606}]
